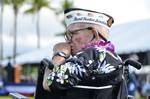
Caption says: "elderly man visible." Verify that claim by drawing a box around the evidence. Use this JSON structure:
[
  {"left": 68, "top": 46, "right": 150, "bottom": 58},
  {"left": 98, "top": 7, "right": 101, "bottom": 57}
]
[{"left": 35, "top": 8, "right": 125, "bottom": 99}]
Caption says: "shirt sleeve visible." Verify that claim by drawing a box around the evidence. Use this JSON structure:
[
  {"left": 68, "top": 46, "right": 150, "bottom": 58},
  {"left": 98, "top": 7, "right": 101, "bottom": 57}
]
[{"left": 47, "top": 57, "right": 89, "bottom": 90}]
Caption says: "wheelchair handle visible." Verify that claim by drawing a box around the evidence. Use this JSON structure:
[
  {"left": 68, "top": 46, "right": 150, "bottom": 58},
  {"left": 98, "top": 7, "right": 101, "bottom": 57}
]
[
  {"left": 41, "top": 58, "right": 54, "bottom": 70},
  {"left": 123, "top": 59, "right": 142, "bottom": 70}
]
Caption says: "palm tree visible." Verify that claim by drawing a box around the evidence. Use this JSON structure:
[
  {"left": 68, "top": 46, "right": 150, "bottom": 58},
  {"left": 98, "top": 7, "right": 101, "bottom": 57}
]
[
  {"left": 0, "top": 0, "right": 4, "bottom": 60},
  {"left": 4, "top": 0, "right": 25, "bottom": 64},
  {"left": 25, "top": 0, "right": 54, "bottom": 49}
]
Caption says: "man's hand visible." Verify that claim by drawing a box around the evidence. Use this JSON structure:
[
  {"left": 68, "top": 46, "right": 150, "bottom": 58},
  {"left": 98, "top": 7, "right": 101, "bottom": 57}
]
[
  {"left": 52, "top": 42, "right": 71, "bottom": 65},
  {"left": 53, "top": 42, "right": 71, "bottom": 57}
]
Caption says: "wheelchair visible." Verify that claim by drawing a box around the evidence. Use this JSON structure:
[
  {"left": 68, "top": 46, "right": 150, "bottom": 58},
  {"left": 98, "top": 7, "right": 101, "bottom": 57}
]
[
  {"left": 34, "top": 58, "right": 141, "bottom": 99},
  {"left": 72, "top": 59, "right": 141, "bottom": 99}
]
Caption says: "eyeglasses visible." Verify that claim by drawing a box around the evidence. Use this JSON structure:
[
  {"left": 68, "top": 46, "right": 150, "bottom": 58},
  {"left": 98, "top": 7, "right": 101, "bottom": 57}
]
[
  {"left": 65, "top": 27, "right": 107, "bottom": 42},
  {"left": 65, "top": 27, "right": 93, "bottom": 41}
]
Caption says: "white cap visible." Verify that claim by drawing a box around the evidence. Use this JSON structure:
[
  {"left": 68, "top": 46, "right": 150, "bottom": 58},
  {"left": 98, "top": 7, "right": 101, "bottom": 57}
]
[{"left": 64, "top": 8, "right": 114, "bottom": 29}]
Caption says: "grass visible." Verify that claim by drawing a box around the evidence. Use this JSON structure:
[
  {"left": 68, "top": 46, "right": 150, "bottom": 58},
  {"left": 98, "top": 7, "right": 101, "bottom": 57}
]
[
  {"left": 0, "top": 96, "right": 34, "bottom": 99},
  {"left": 0, "top": 96, "right": 11, "bottom": 99}
]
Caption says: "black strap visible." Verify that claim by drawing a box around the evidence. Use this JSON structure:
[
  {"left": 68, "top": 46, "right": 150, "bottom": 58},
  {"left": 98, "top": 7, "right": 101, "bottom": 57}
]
[{"left": 52, "top": 52, "right": 68, "bottom": 60}]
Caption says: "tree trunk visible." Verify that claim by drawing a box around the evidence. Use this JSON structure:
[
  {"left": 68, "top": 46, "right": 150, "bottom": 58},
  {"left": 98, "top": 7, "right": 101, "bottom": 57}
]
[
  {"left": 0, "top": 0, "right": 3, "bottom": 60},
  {"left": 13, "top": 11, "right": 18, "bottom": 64},
  {"left": 36, "top": 12, "right": 40, "bottom": 48}
]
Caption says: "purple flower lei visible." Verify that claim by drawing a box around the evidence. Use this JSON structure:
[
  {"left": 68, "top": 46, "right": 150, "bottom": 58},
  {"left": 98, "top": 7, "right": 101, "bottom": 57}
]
[{"left": 81, "top": 40, "right": 115, "bottom": 53}]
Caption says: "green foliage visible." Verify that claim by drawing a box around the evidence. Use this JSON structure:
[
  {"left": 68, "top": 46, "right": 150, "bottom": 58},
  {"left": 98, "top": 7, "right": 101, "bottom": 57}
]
[
  {"left": 54, "top": 0, "right": 74, "bottom": 36},
  {"left": 4, "top": 0, "right": 25, "bottom": 14},
  {"left": 25, "top": 0, "right": 53, "bottom": 14},
  {"left": 55, "top": 0, "right": 74, "bottom": 15},
  {"left": 62, "top": 0, "right": 73, "bottom": 10},
  {"left": 0, "top": 96, "right": 34, "bottom": 99},
  {"left": 4, "top": 0, "right": 25, "bottom": 8}
]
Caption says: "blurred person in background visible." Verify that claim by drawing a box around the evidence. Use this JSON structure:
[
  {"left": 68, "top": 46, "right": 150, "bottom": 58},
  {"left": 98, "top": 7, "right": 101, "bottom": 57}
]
[
  {"left": 127, "top": 54, "right": 140, "bottom": 97},
  {"left": 5, "top": 60, "right": 14, "bottom": 82},
  {"left": 35, "top": 8, "right": 125, "bottom": 99},
  {"left": 142, "top": 72, "right": 150, "bottom": 97}
]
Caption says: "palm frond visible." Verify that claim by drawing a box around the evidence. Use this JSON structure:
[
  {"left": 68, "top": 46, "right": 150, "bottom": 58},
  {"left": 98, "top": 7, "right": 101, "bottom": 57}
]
[
  {"left": 24, "top": 8, "right": 37, "bottom": 14},
  {"left": 4, "top": 0, "right": 25, "bottom": 9},
  {"left": 63, "top": 0, "right": 73, "bottom": 10},
  {"left": 4, "top": 0, "right": 11, "bottom": 5},
  {"left": 25, "top": 0, "right": 53, "bottom": 14},
  {"left": 55, "top": 0, "right": 74, "bottom": 15}
]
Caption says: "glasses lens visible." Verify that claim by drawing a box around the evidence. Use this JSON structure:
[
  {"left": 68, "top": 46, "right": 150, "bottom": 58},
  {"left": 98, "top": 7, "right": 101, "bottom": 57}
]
[{"left": 65, "top": 27, "right": 93, "bottom": 41}]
